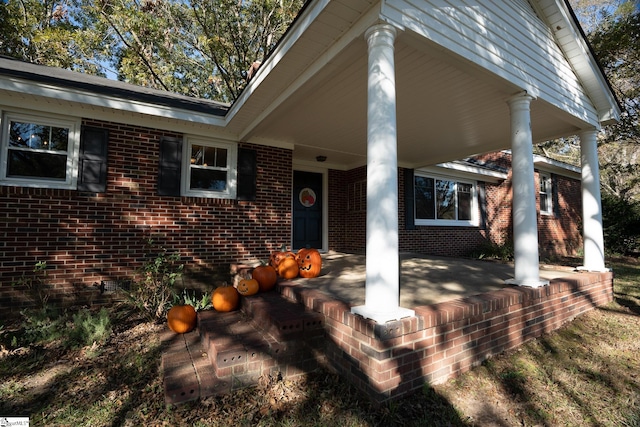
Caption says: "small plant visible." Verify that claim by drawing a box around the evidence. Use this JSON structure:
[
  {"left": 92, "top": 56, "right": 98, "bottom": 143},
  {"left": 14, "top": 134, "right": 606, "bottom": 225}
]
[
  {"left": 176, "top": 289, "right": 212, "bottom": 311},
  {"left": 18, "top": 306, "right": 65, "bottom": 346},
  {"left": 67, "top": 308, "right": 112, "bottom": 350},
  {"left": 124, "top": 241, "right": 184, "bottom": 321},
  {"left": 12, "top": 261, "right": 51, "bottom": 309},
  {"left": 468, "top": 240, "right": 514, "bottom": 261}
]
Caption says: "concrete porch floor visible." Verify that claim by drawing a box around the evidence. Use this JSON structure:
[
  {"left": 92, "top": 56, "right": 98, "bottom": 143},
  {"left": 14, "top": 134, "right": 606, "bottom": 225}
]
[{"left": 283, "top": 251, "right": 582, "bottom": 308}]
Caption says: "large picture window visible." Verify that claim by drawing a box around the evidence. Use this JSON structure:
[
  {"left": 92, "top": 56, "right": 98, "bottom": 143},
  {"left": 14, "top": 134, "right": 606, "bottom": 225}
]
[
  {"left": 183, "top": 136, "right": 237, "bottom": 199},
  {"left": 414, "top": 174, "right": 477, "bottom": 226},
  {"left": 1, "top": 112, "right": 80, "bottom": 188}
]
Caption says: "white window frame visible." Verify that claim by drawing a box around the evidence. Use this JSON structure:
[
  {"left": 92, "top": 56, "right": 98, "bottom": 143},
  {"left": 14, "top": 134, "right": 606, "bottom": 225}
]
[
  {"left": 414, "top": 173, "right": 479, "bottom": 227},
  {"left": 539, "top": 172, "right": 553, "bottom": 215},
  {"left": 0, "top": 110, "right": 81, "bottom": 189},
  {"left": 182, "top": 135, "right": 237, "bottom": 199}
]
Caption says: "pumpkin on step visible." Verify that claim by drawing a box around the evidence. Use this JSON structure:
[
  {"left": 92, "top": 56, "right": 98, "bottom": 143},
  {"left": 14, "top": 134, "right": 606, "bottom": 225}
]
[
  {"left": 212, "top": 285, "right": 240, "bottom": 312},
  {"left": 296, "top": 248, "right": 322, "bottom": 278},
  {"left": 167, "top": 304, "right": 197, "bottom": 334},
  {"left": 269, "top": 244, "right": 295, "bottom": 270},
  {"left": 237, "top": 278, "right": 259, "bottom": 296},
  {"left": 252, "top": 264, "right": 277, "bottom": 292},
  {"left": 277, "top": 257, "right": 299, "bottom": 279}
]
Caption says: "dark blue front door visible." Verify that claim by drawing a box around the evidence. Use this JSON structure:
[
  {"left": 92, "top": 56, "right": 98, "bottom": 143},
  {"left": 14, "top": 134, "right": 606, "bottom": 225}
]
[{"left": 293, "top": 171, "right": 322, "bottom": 249}]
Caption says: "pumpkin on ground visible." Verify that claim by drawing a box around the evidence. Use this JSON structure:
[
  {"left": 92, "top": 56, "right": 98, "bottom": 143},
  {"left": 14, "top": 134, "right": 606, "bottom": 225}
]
[
  {"left": 277, "top": 257, "right": 299, "bottom": 279},
  {"left": 167, "top": 304, "right": 197, "bottom": 334},
  {"left": 237, "top": 278, "right": 260, "bottom": 296},
  {"left": 296, "top": 248, "right": 322, "bottom": 278},
  {"left": 212, "top": 285, "right": 240, "bottom": 312},
  {"left": 252, "top": 264, "right": 277, "bottom": 292}
]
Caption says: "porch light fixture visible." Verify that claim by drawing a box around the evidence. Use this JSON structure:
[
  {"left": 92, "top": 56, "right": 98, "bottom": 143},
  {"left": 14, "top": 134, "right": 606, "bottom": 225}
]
[{"left": 316, "top": 155, "right": 327, "bottom": 162}]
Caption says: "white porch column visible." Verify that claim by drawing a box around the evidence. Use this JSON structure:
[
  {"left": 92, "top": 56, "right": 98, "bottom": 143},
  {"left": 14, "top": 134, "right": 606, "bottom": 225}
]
[
  {"left": 506, "top": 93, "right": 549, "bottom": 288},
  {"left": 351, "top": 23, "right": 415, "bottom": 324},
  {"left": 579, "top": 130, "right": 608, "bottom": 271}
]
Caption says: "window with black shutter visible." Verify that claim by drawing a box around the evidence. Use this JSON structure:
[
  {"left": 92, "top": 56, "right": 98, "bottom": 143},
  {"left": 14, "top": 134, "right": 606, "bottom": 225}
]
[
  {"left": 157, "top": 136, "right": 182, "bottom": 196},
  {"left": 237, "top": 148, "right": 257, "bottom": 201},
  {"left": 78, "top": 126, "right": 109, "bottom": 192}
]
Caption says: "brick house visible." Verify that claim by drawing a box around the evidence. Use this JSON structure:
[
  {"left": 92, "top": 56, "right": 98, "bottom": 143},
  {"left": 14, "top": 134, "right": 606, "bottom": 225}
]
[{"left": 0, "top": 0, "right": 618, "bottom": 316}]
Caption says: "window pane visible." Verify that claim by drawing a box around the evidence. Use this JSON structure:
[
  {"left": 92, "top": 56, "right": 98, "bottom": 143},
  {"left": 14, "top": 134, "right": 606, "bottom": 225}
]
[
  {"left": 436, "top": 180, "right": 455, "bottom": 220},
  {"left": 50, "top": 127, "right": 69, "bottom": 151},
  {"left": 415, "top": 176, "right": 435, "bottom": 219},
  {"left": 457, "top": 183, "right": 472, "bottom": 220},
  {"left": 191, "top": 145, "right": 205, "bottom": 165},
  {"left": 540, "top": 195, "right": 549, "bottom": 213},
  {"left": 210, "top": 147, "right": 227, "bottom": 168},
  {"left": 7, "top": 150, "right": 67, "bottom": 179},
  {"left": 190, "top": 168, "right": 227, "bottom": 191}
]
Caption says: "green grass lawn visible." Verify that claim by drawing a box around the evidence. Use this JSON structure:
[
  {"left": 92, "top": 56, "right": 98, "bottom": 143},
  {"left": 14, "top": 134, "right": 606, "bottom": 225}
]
[{"left": 1, "top": 256, "right": 638, "bottom": 426}]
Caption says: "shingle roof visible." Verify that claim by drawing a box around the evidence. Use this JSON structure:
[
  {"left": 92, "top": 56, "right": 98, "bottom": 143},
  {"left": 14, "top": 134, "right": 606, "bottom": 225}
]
[{"left": 0, "top": 55, "right": 230, "bottom": 117}]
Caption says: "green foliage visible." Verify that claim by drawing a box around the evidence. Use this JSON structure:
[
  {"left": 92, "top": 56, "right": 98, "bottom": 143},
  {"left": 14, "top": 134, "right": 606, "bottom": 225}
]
[
  {"left": 468, "top": 240, "right": 514, "bottom": 261},
  {"left": 11, "top": 261, "right": 51, "bottom": 309},
  {"left": 602, "top": 193, "right": 640, "bottom": 254},
  {"left": 67, "top": 308, "right": 112, "bottom": 350},
  {"left": 14, "top": 306, "right": 112, "bottom": 352},
  {"left": 0, "top": 0, "right": 107, "bottom": 74},
  {"left": 124, "top": 241, "right": 184, "bottom": 321},
  {"left": 18, "top": 306, "right": 66, "bottom": 346},
  {"left": 175, "top": 288, "right": 212, "bottom": 311}
]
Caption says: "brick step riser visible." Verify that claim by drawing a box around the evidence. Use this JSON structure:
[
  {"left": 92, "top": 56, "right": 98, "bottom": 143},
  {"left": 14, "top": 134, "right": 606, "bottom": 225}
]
[{"left": 197, "top": 291, "right": 326, "bottom": 385}]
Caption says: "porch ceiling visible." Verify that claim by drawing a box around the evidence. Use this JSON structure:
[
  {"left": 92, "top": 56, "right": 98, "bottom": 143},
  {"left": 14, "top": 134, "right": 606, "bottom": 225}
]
[{"left": 232, "top": 5, "right": 586, "bottom": 171}]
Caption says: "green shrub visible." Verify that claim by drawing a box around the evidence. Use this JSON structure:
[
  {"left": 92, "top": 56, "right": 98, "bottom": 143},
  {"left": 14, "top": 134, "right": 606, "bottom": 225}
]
[
  {"left": 11, "top": 261, "right": 51, "bottom": 309},
  {"left": 18, "top": 307, "right": 66, "bottom": 346},
  {"left": 67, "top": 307, "right": 112, "bottom": 349},
  {"left": 124, "top": 242, "right": 184, "bottom": 321},
  {"left": 468, "top": 240, "right": 514, "bottom": 261},
  {"left": 602, "top": 194, "right": 640, "bottom": 255}
]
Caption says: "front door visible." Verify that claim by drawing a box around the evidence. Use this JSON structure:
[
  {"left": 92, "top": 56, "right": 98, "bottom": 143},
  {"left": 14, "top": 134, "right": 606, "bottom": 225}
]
[{"left": 293, "top": 170, "right": 322, "bottom": 249}]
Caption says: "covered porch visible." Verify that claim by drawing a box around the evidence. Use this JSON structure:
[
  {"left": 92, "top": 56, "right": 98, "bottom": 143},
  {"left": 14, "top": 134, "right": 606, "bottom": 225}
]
[
  {"left": 229, "top": 0, "right": 621, "bottom": 324},
  {"left": 288, "top": 251, "right": 585, "bottom": 307},
  {"left": 164, "top": 253, "right": 613, "bottom": 404}
]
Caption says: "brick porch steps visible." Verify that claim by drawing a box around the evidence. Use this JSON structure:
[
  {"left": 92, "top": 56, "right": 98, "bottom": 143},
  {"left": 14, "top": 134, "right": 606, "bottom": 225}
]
[{"left": 162, "top": 289, "right": 326, "bottom": 405}]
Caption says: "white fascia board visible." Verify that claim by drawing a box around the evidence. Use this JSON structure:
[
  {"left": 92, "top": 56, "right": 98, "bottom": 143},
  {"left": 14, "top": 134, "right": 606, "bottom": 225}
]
[
  {"left": 227, "top": 0, "right": 333, "bottom": 123},
  {"left": 533, "top": 154, "right": 581, "bottom": 179},
  {"left": 233, "top": 3, "right": 382, "bottom": 141},
  {"left": 0, "top": 77, "right": 228, "bottom": 128},
  {"left": 552, "top": 0, "right": 620, "bottom": 124},
  {"left": 417, "top": 162, "right": 508, "bottom": 183}
]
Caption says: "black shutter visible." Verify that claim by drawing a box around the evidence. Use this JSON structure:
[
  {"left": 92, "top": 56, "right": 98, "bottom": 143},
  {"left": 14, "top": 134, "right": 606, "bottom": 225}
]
[
  {"left": 237, "top": 148, "right": 257, "bottom": 201},
  {"left": 404, "top": 168, "right": 415, "bottom": 230},
  {"left": 78, "top": 126, "right": 109, "bottom": 192},
  {"left": 551, "top": 174, "right": 560, "bottom": 217},
  {"left": 158, "top": 136, "right": 182, "bottom": 196},
  {"left": 478, "top": 182, "right": 488, "bottom": 229}
]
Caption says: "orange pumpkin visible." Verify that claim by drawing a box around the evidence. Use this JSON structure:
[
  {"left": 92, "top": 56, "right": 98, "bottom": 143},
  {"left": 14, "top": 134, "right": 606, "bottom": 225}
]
[
  {"left": 277, "top": 257, "right": 299, "bottom": 279},
  {"left": 167, "top": 304, "right": 197, "bottom": 334},
  {"left": 296, "top": 248, "right": 322, "bottom": 278},
  {"left": 269, "top": 245, "right": 295, "bottom": 269},
  {"left": 237, "top": 278, "right": 259, "bottom": 296},
  {"left": 252, "top": 265, "right": 277, "bottom": 292},
  {"left": 212, "top": 285, "right": 240, "bottom": 312}
]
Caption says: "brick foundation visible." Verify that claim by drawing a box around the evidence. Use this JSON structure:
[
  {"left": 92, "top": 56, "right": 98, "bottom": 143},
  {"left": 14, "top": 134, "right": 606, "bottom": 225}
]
[{"left": 279, "top": 271, "right": 613, "bottom": 402}]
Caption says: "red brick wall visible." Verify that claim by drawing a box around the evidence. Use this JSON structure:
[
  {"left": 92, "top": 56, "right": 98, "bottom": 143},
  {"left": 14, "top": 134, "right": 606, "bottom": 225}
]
[
  {"left": 329, "top": 153, "right": 583, "bottom": 259},
  {"left": 537, "top": 174, "right": 583, "bottom": 258},
  {"left": 0, "top": 119, "right": 292, "bottom": 311}
]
